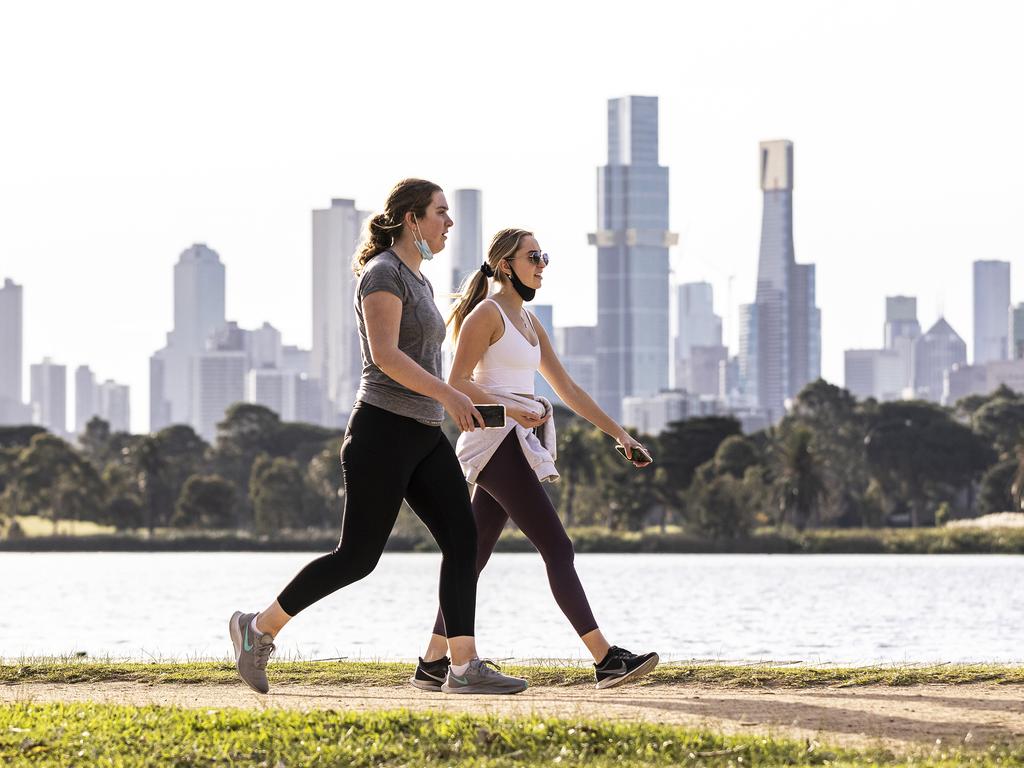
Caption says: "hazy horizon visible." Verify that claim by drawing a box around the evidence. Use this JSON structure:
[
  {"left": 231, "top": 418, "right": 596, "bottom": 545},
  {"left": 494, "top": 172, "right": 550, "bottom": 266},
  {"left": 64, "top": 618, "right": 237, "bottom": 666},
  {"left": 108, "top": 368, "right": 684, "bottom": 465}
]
[{"left": 2, "top": 0, "right": 1022, "bottom": 433}]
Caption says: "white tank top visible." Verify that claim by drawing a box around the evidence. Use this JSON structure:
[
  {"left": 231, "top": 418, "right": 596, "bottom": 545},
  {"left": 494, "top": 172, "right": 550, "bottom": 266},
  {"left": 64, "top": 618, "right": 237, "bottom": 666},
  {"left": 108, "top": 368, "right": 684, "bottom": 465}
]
[{"left": 473, "top": 299, "right": 541, "bottom": 395}]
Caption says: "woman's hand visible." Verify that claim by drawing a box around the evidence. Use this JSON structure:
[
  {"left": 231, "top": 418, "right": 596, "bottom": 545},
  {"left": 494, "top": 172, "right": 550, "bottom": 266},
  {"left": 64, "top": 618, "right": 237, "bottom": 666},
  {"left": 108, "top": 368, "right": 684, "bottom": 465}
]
[
  {"left": 616, "top": 430, "right": 652, "bottom": 467},
  {"left": 507, "top": 404, "right": 549, "bottom": 430},
  {"left": 441, "top": 388, "right": 484, "bottom": 432}
]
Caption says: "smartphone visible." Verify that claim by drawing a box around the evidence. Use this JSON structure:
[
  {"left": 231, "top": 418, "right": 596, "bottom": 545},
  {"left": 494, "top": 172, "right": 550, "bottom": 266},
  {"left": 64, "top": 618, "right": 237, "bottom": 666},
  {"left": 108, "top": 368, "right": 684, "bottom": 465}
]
[
  {"left": 616, "top": 444, "right": 653, "bottom": 464},
  {"left": 476, "top": 404, "right": 506, "bottom": 428}
]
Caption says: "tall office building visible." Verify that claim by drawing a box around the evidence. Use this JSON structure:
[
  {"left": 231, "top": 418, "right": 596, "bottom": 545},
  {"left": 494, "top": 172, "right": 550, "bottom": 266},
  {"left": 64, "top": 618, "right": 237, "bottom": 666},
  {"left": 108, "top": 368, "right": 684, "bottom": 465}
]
[
  {"left": 30, "top": 358, "right": 67, "bottom": 435},
  {"left": 531, "top": 304, "right": 557, "bottom": 403},
  {"left": 0, "top": 278, "right": 29, "bottom": 424},
  {"left": 844, "top": 349, "right": 904, "bottom": 402},
  {"left": 588, "top": 95, "right": 676, "bottom": 420},
  {"left": 150, "top": 244, "right": 227, "bottom": 431},
  {"left": 97, "top": 380, "right": 130, "bottom": 433},
  {"left": 555, "top": 326, "right": 598, "bottom": 395},
  {"left": 312, "top": 199, "right": 370, "bottom": 426},
  {"left": 737, "top": 303, "right": 759, "bottom": 407},
  {"left": 973, "top": 260, "right": 1011, "bottom": 364},
  {"left": 884, "top": 295, "right": 920, "bottom": 391},
  {"left": 675, "top": 282, "right": 723, "bottom": 393},
  {"left": 192, "top": 351, "right": 247, "bottom": 441},
  {"left": 449, "top": 189, "right": 483, "bottom": 294},
  {"left": 1010, "top": 303, "right": 1024, "bottom": 360},
  {"left": 75, "top": 365, "right": 98, "bottom": 434},
  {"left": 914, "top": 318, "right": 967, "bottom": 402},
  {"left": 249, "top": 322, "right": 282, "bottom": 370},
  {"left": 743, "top": 140, "right": 821, "bottom": 422},
  {"left": 247, "top": 368, "right": 297, "bottom": 421}
]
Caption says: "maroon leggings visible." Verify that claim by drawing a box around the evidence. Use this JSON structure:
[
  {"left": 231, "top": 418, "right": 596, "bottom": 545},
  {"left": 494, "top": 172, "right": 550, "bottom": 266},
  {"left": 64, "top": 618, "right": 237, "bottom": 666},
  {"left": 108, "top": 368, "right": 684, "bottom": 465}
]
[{"left": 432, "top": 430, "right": 598, "bottom": 637}]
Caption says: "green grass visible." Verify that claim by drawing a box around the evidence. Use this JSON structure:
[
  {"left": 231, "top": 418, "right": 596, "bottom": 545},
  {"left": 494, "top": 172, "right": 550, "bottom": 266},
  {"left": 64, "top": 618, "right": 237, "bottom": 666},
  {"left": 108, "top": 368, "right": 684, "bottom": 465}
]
[
  {"left": 4, "top": 658, "right": 1024, "bottom": 688},
  {"left": 2, "top": 702, "right": 1021, "bottom": 767},
  {"left": 6, "top": 524, "right": 1024, "bottom": 554}
]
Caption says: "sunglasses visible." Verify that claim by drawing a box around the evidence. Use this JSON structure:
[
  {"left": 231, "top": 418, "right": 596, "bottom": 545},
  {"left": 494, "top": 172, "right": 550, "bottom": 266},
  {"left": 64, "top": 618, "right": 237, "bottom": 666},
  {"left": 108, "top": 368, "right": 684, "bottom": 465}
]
[{"left": 523, "top": 250, "right": 550, "bottom": 266}]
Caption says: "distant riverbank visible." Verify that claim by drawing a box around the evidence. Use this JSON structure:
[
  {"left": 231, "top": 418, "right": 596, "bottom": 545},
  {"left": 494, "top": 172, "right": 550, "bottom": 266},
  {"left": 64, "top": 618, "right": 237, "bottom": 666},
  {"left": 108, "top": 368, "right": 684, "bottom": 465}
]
[{"left": 3, "top": 525, "right": 1023, "bottom": 554}]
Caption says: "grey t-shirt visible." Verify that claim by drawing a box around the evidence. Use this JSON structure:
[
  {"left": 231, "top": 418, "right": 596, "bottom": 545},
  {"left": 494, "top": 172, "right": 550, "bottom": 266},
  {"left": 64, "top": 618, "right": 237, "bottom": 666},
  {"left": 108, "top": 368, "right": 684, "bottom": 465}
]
[{"left": 354, "top": 250, "right": 446, "bottom": 425}]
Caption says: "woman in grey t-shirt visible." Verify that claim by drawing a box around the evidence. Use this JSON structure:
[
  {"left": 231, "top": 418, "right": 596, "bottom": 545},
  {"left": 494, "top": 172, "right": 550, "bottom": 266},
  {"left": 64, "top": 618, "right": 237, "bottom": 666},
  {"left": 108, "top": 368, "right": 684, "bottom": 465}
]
[{"left": 229, "top": 178, "right": 527, "bottom": 695}]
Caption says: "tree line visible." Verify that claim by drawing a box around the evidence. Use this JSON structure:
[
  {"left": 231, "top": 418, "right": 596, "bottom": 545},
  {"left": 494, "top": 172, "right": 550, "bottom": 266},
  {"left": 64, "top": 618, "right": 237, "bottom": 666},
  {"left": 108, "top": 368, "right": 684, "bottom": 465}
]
[{"left": 1, "top": 380, "right": 1022, "bottom": 541}]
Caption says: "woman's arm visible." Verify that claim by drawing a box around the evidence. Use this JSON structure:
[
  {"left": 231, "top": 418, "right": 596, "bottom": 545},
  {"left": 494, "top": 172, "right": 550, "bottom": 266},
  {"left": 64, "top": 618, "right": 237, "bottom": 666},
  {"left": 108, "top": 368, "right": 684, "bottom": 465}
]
[
  {"left": 363, "top": 291, "right": 482, "bottom": 431},
  {"left": 533, "top": 315, "right": 648, "bottom": 462},
  {"left": 449, "top": 303, "right": 546, "bottom": 429}
]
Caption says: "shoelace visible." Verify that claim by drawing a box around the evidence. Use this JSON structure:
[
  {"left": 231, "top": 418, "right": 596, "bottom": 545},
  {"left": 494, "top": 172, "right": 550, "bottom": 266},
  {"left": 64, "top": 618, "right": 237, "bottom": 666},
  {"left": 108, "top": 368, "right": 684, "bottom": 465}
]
[
  {"left": 254, "top": 640, "right": 276, "bottom": 670},
  {"left": 476, "top": 659, "right": 502, "bottom": 676}
]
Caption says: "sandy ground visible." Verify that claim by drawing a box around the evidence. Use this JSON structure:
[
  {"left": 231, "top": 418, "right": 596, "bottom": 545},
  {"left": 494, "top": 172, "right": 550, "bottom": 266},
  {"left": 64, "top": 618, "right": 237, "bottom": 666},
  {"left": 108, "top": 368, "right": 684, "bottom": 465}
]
[{"left": 3, "top": 680, "right": 1023, "bottom": 751}]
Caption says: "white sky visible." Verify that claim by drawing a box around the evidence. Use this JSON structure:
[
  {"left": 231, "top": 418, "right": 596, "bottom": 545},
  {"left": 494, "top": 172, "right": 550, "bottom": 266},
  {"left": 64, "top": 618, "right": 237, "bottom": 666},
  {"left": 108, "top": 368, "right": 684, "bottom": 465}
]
[{"left": 1, "top": 0, "right": 1022, "bottom": 433}]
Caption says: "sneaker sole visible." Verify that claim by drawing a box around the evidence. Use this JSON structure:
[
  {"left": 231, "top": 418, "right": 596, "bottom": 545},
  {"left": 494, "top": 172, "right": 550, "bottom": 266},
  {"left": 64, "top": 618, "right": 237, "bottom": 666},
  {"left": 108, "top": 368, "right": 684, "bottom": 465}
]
[
  {"left": 229, "top": 611, "right": 269, "bottom": 695},
  {"left": 440, "top": 682, "right": 528, "bottom": 695},
  {"left": 409, "top": 676, "right": 444, "bottom": 692},
  {"left": 595, "top": 653, "right": 660, "bottom": 690}
]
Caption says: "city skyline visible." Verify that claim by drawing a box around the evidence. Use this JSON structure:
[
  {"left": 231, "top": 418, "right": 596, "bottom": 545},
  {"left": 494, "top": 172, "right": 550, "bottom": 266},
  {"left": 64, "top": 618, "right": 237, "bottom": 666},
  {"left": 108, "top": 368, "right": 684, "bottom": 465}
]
[{"left": 2, "top": 1, "right": 1023, "bottom": 432}]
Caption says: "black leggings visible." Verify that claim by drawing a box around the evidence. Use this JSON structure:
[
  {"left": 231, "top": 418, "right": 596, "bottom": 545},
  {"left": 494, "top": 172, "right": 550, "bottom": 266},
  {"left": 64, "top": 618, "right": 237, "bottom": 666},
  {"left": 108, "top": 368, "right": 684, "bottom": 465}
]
[
  {"left": 432, "top": 430, "right": 598, "bottom": 638},
  {"left": 277, "top": 402, "right": 478, "bottom": 637}
]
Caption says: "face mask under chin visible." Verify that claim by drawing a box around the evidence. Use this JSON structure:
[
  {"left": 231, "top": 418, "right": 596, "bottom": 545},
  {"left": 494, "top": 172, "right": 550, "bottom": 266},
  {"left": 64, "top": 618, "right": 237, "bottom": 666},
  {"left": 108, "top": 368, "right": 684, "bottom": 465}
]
[
  {"left": 506, "top": 265, "right": 536, "bottom": 302},
  {"left": 412, "top": 219, "right": 434, "bottom": 261}
]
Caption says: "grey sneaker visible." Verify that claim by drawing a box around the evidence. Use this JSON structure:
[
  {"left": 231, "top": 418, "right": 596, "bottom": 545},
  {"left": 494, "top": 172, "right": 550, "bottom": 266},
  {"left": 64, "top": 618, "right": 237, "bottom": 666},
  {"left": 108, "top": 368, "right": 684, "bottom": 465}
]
[
  {"left": 229, "top": 610, "right": 275, "bottom": 694},
  {"left": 440, "top": 658, "right": 528, "bottom": 695}
]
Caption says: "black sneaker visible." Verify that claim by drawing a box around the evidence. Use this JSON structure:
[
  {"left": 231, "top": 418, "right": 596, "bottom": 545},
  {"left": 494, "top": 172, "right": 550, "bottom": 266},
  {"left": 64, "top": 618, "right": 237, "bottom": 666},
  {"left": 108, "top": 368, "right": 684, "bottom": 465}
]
[
  {"left": 594, "top": 646, "right": 659, "bottom": 689},
  {"left": 409, "top": 656, "right": 450, "bottom": 691}
]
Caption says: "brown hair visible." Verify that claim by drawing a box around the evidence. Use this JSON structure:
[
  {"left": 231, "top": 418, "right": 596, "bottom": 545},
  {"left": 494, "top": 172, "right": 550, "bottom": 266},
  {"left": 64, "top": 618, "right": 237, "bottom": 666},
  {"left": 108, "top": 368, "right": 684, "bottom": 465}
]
[
  {"left": 352, "top": 178, "right": 442, "bottom": 275},
  {"left": 446, "top": 228, "right": 533, "bottom": 340}
]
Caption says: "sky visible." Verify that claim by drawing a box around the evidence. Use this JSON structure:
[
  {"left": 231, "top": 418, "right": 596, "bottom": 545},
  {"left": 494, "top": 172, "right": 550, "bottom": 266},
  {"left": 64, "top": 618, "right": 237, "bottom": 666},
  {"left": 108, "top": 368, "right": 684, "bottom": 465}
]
[{"left": 1, "top": 0, "right": 1022, "bottom": 434}]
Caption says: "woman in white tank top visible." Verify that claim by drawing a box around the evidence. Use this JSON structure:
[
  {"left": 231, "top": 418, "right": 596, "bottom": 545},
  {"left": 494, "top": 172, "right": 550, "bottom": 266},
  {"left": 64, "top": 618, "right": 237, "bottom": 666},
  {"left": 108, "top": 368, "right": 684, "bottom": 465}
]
[{"left": 410, "top": 228, "right": 660, "bottom": 692}]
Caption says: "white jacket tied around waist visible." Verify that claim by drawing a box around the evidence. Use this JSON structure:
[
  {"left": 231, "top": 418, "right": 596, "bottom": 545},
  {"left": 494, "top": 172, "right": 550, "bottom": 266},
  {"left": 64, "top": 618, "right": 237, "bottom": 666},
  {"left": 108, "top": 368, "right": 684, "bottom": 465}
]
[{"left": 456, "top": 389, "right": 559, "bottom": 484}]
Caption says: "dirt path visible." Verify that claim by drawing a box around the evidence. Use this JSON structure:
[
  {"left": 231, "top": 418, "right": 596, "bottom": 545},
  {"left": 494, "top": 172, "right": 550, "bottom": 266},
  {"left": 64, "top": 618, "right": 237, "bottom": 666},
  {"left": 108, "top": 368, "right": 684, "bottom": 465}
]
[{"left": 3, "top": 681, "right": 1023, "bottom": 751}]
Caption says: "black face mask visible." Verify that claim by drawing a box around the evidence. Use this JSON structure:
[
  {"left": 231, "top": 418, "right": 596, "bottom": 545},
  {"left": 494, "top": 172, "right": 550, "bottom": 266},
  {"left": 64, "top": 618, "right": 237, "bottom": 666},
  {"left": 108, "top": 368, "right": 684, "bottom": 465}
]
[{"left": 505, "top": 262, "right": 536, "bottom": 302}]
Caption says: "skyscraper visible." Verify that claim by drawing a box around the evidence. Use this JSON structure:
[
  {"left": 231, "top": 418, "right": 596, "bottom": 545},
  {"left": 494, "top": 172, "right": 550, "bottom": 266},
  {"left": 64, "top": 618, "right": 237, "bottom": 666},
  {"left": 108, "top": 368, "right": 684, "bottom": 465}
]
[
  {"left": 675, "top": 282, "right": 723, "bottom": 393},
  {"left": 1010, "top": 303, "right": 1024, "bottom": 360},
  {"left": 312, "top": 199, "right": 370, "bottom": 426},
  {"left": 589, "top": 95, "right": 675, "bottom": 420},
  {"left": 914, "top": 318, "right": 967, "bottom": 402},
  {"left": 743, "top": 140, "right": 821, "bottom": 421},
  {"left": 884, "top": 295, "right": 920, "bottom": 392},
  {"left": 75, "top": 365, "right": 98, "bottom": 434},
  {"left": 192, "top": 351, "right": 246, "bottom": 441},
  {"left": 531, "top": 304, "right": 557, "bottom": 403},
  {"left": 30, "top": 358, "right": 67, "bottom": 435},
  {"left": 97, "top": 380, "right": 130, "bottom": 433},
  {"left": 0, "top": 278, "right": 27, "bottom": 424},
  {"left": 449, "top": 189, "right": 483, "bottom": 294},
  {"left": 150, "top": 244, "right": 227, "bottom": 430},
  {"left": 973, "top": 260, "right": 1011, "bottom": 364}
]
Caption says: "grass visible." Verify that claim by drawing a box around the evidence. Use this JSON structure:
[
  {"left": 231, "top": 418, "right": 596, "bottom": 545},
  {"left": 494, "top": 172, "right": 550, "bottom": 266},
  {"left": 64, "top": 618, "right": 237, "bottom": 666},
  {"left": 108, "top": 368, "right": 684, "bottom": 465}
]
[
  {"left": 6, "top": 521, "right": 1024, "bottom": 553},
  {"left": 4, "top": 658, "right": 1024, "bottom": 688},
  {"left": 2, "top": 701, "right": 1022, "bottom": 767},
  {"left": 10, "top": 515, "right": 116, "bottom": 537}
]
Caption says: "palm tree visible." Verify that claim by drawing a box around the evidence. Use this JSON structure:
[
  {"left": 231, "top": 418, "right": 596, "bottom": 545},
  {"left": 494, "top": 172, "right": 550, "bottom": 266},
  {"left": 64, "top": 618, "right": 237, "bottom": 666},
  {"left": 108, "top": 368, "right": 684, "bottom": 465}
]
[
  {"left": 556, "top": 422, "right": 594, "bottom": 528},
  {"left": 777, "top": 426, "right": 826, "bottom": 531}
]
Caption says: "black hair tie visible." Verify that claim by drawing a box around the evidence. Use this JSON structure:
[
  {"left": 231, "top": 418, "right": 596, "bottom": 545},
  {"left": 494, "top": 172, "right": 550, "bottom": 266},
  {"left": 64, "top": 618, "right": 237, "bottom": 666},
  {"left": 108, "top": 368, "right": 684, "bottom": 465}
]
[{"left": 480, "top": 262, "right": 495, "bottom": 278}]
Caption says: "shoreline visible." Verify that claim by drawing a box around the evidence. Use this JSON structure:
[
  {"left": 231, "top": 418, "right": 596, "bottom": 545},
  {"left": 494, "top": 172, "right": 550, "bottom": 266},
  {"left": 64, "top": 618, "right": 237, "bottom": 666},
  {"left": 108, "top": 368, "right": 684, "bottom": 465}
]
[{"left": 3, "top": 525, "right": 1024, "bottom": 554}]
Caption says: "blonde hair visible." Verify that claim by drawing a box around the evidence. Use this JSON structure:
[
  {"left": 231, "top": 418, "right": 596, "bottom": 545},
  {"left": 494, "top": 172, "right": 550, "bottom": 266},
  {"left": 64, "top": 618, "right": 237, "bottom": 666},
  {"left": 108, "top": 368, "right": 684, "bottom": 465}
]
[
  {"left": 446, "top": 228, "right": 533, "bottom": 340},
  {"left": 352, "top": 178, "right": 442, "bottom": 275}
]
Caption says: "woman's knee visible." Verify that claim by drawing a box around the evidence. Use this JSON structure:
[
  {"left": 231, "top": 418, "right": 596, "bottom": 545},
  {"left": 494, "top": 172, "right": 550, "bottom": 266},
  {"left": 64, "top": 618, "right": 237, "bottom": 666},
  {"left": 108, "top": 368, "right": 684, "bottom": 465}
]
[{"left": 539, "top": 532, "right": 576, "bottom": 567}]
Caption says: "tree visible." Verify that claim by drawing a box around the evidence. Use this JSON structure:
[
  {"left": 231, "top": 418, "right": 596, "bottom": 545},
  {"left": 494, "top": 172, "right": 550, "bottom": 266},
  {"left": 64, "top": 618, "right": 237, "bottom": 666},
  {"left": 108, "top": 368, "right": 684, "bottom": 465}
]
[
  {"left": 249, "top": 453, "right": 307, "bottom": 535},
  {"left": 173, "top": 474, "right": 236, "bottom": 529},
  {"left": 556, "top": 421, "right": 597, "bottom": 527},
  {"left": 657, "top": 416, "right": 742, "bottom": 521},
  {"left": 865, "top": 401, "right": 995, "bottom": 526},
  {"left": 1, "top": 433, "right": 105, "bottom": 531},
  {"left": 978, "top": 459, "right": 1016, "bottom": 515},
  {"left": 775, "top": 426, "right": 826, "bottom": 530},
  {"left": 212, "top": 404, "right": 282, "bottom": 527},
  {"left": 972, "top": 396, "right": 1024, "bottom": 459},
  {"left": 713, "top": 435, "right": 760, "bottom": 479},
  {"left": 687, "top": 469, "right": 752, "bottom": 541},
  {"left": 306, "top": 437, "right": 345, "bottom": 529}
]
